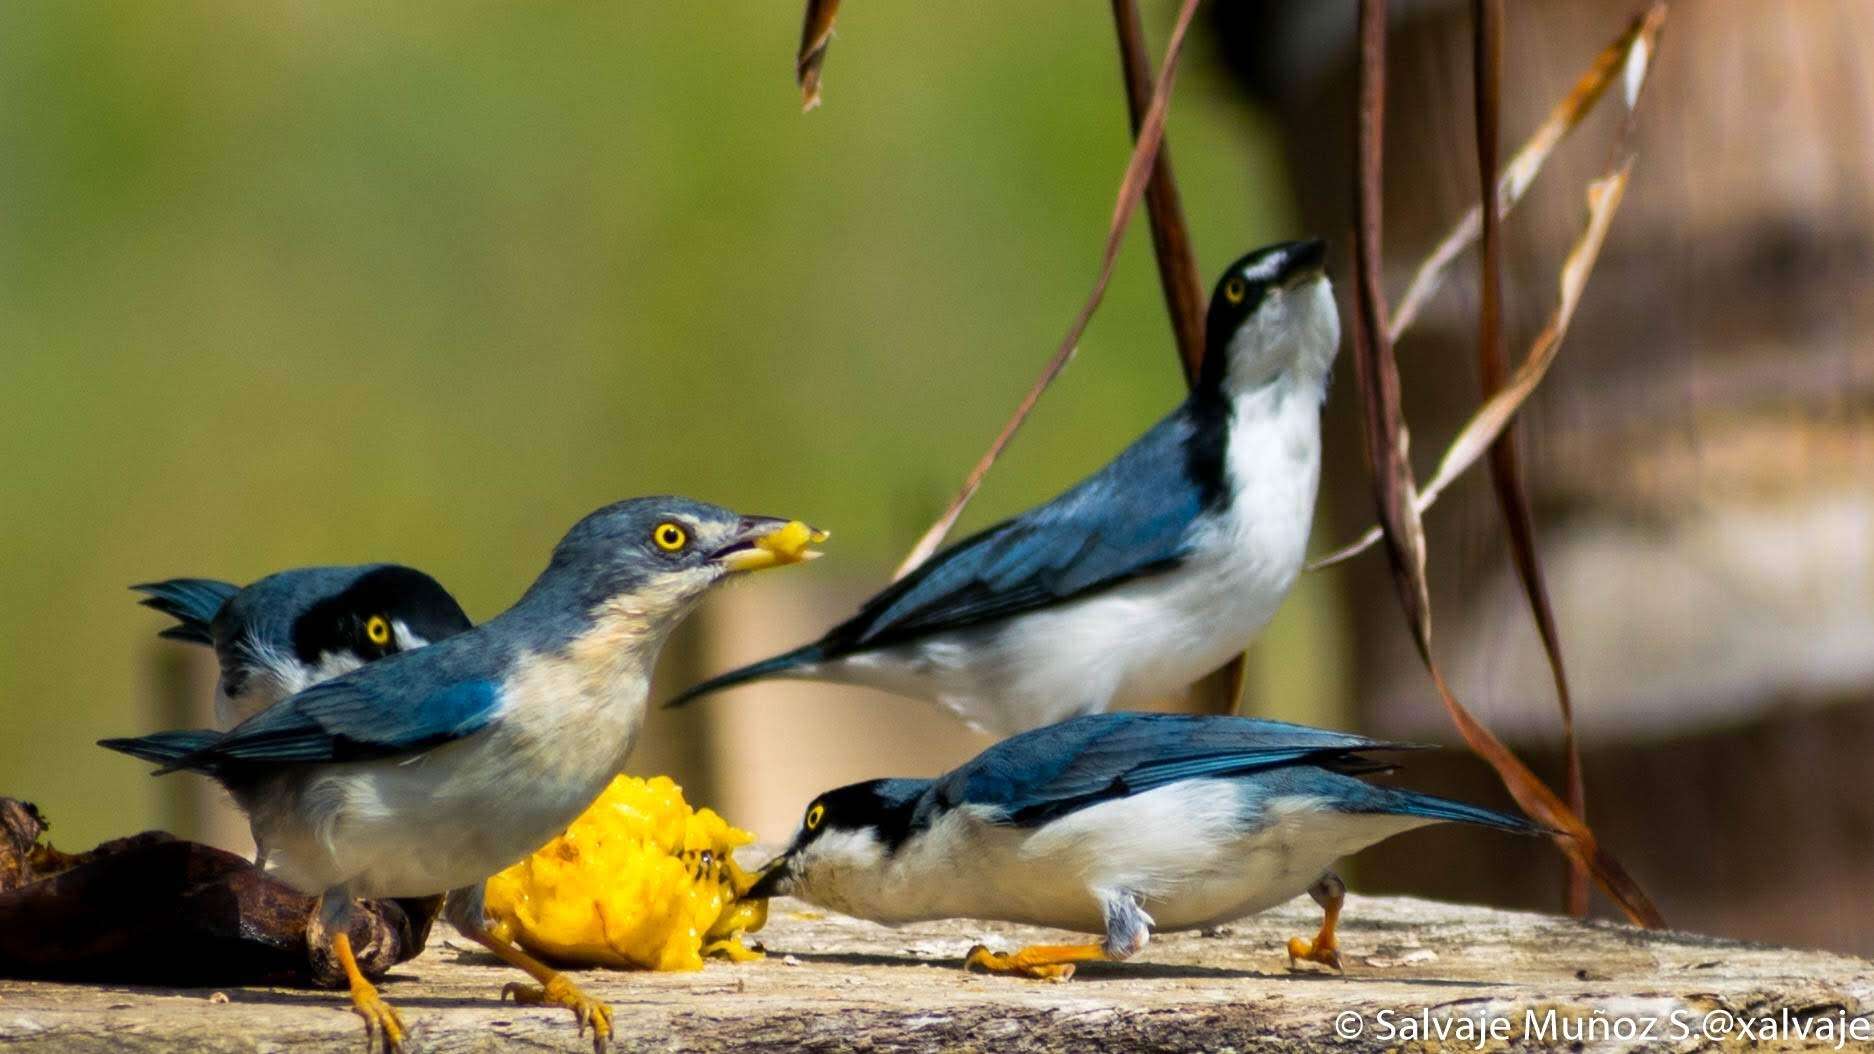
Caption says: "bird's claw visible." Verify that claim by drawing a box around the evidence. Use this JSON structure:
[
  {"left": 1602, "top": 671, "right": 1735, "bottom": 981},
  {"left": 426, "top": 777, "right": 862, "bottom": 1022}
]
[
  {"left": 502, "top": 974, "right": 614, "bottom": 1052},
  {"left": 963, "top": 944, "right": 1077, "bottom": 981},
  {"left": 1286, "top": 934, "right": 1343, "bottom": 972},
  {"left": 346, "top": 983, "right": 407, "bottom": 1053}
]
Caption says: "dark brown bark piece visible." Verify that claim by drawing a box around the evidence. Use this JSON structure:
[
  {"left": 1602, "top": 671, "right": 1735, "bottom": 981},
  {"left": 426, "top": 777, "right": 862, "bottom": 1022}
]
[{"left": 0, "top": 797, "right": 434, "bottom": 987}]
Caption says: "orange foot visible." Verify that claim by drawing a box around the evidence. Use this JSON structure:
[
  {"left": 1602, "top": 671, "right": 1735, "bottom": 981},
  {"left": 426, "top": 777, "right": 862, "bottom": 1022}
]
[
  {"left": 963, "top": 942, "right": 1108, "bottom": 981},
  {"left": 1287, "top": 871, "right": 1346, "bottom": 972},
  {"left": 503, "top": 973, "right": 613, "bottom": 1052},
  {"left": 1285, "top": 932, "right": 1343, "bottom": 971},
  {"left": 334, "top": 932, "right": 407, "bottom": 1052}
]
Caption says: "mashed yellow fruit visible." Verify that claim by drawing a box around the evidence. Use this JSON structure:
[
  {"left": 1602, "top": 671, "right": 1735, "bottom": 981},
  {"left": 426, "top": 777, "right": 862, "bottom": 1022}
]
[{"left": 484, "top": 775, "right": 767, "bottom": 971}]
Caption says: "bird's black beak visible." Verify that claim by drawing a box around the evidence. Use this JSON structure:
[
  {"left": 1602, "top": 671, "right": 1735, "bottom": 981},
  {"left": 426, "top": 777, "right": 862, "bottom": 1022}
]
[
  {"left": 743, "top": 852, "right": 795, "bottom": 900},
  {"left": 1282, "top": 238, "right": 1327, "bottom": 286},
  {"left": 709, "top": 517, "right": 829, "bottom": 573}
]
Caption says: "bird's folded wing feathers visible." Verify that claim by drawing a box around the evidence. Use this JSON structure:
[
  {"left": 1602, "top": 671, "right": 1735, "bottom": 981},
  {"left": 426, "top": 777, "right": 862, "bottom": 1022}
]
[
  {"left": 171, "top": 676, "right": 501, "bottom": 768},
  {"left": 835, "top": 486, "right": 1207, "bottom": 651},
  {"left": 931, "top": 713, "right": 1418, "bottom": 826}
]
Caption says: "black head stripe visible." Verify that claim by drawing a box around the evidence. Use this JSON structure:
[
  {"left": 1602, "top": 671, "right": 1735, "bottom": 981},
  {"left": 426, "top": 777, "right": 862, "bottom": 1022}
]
[
  {"left": 803, "top": 779, "right": 925, "bottom": 854},
  {"left": 290, "top": 566, "right": 472, "bottom": 664}
]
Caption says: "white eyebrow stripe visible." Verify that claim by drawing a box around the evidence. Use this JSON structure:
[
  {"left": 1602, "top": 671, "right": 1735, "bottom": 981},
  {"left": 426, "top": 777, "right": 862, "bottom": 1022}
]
[
  {"left": 392, "top": 620, "right": 432, "bottom": 652},
  {"left": 1239, "top": 253, "right": 1285, "bottom": 283}
]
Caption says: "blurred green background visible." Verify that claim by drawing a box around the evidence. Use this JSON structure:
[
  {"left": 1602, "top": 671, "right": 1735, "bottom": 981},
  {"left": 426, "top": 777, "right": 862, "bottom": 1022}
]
[{"left": 0, "top": 2, "right": 1307, "bottom": 846}]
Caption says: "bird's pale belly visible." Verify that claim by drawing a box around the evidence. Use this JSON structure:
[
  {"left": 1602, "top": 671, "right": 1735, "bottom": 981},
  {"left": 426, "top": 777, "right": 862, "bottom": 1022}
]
[
  {"left": 259, "top": 695, "right": 645, "bottom": 898},
  {"left": 852, "top": 786, "right": 1366, "bottom": 940},
  {"left": 991, "top": 556, "right": 1298, "bottom": 730}
]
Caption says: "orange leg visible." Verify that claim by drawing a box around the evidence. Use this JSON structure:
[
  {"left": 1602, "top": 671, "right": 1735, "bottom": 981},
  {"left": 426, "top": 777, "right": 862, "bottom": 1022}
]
[
  {"left": 461, "top": 924, "right": 613, "bottom": 1052},
  {"left": 964, "top": 942, "right": 1110, "bottom": 981},
  {"left": 1286, "top": 871, "right": 1345, "bottom": 971},
  {"left": 333, "top": 931, "right": 406, "bottom": 1052}
]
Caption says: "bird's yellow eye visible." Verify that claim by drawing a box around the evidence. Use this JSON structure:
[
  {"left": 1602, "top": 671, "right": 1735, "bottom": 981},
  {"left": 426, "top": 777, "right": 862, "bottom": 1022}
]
[
  {"left": 365, "top": 615, "right": 392, "bottom": 647},
  {"left": 1224, "top": 276, "right": 1248, "bottom": 304},
  {"left": 805, "top": 803, "right": 825, "bottom": 831},
  {"left": 652, "top": 522, "right": 688, "bottom": 552}
]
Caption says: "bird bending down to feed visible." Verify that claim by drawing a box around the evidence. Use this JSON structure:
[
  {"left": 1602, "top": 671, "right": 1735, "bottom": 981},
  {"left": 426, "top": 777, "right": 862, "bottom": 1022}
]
[
  {"left": 747, "top": 711, "right": 1541, "bottom": 979},
  {"left": 671, "top": 240, "right": 1341, "bottom": 735},
  {"left": 103, "top": 498, "right": 826, "bottom": 1052},
  {"left": 132, "top": 565, "right": 472, "bottom": 728},
  {"left": 114, "top": 566, "right": 474, "bottom": 870}
]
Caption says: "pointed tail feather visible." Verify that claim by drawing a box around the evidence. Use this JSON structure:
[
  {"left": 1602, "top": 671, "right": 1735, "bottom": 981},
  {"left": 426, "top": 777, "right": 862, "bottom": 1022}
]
[
  {"left": 99, "top": 729, "right": 222, "bottom": 773},
  {"left": 131, "top": 579, "right": 240, "bottom": 646},
  {"left": 1371, "top": 786, "right": 1549, "bottom": 836},
  {"left": 664, "top": 643, "right": 825, "bottom": 709}
]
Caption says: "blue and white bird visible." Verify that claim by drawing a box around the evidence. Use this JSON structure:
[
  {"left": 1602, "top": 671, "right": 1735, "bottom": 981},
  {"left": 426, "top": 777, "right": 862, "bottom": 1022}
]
[
  {"left": 670, "top": 241, "right": 1340, "bottom": 734},
  {"left": 746, "top": 712, "right": 1540, "bottom": 979},
  {"left": 131, "top": 565, "right": 473, "bottom": 728},
  {"left": 117, "top": 566, "right": 474, "bottom": 871},
  {"left": 102, "top": 498, "right": 825, "bottom": 1052}
]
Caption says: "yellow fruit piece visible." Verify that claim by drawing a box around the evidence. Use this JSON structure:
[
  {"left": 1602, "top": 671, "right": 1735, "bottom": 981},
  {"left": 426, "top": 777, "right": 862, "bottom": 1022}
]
[{"left": 484, "top": 775, "right": 767, "bottom": 971}]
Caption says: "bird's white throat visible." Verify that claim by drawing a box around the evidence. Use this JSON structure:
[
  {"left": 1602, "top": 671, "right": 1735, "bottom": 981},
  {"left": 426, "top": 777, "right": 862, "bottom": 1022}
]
[{"left": 1220, "top": 277, "right": 1340, "bottom": 398}]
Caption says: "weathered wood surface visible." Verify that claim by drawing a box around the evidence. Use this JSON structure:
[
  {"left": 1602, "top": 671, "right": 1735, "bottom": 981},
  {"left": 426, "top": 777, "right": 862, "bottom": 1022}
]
[{"left": 2, "top": 895, "right": 1869, "bottom": 1052}]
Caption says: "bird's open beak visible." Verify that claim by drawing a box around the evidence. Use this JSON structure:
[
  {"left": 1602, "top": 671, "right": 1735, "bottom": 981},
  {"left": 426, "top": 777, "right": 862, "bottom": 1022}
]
[
  {"left": 742, "top": 853, "right": 794, "bottom": 900},
  {"left": 711, "top": 517, "right": 829, "bottom": 573}
]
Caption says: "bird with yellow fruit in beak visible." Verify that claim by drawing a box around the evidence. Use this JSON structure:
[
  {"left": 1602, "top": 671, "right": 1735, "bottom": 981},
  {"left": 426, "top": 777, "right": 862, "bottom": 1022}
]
[{"left": 104, "top": 497, "right": 825, "bottom": 1053}]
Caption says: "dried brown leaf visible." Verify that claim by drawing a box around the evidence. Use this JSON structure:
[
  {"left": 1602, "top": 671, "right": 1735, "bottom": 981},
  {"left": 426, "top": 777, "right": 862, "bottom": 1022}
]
[
  {"left": 893, "top": 0, "right": 1204, "bottom": 580},
  {"left": 1389, "top": 3, "right": 1665, "bottom": 341},
  {"left": 1313, "top": 163, "right": 1636, "bottom": 571},
  {"left": 1108, "top": 0, "right": 1242, "bottom": 712},
  {"left": 797, "top": 0, "right": 841, "bottom": 112},
  {"left": 1347, "top": 0, "right": 1660, "bottom": 928},
  {"left": 1110, "top": 0, "right": 1207, "bottom": 385},
  {"left": 1312, "top": 0, "right": 1665, "bottom": 572},
  {"left": 1471, "top": 0, "right": 1587, "bottom": 917}
]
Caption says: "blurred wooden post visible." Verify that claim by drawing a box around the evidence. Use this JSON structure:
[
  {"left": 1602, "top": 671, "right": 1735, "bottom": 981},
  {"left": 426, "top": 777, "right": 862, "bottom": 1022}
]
[
  {"left": 139, "top": 645, "right": 249, "bottom": 853},
  {"left": 628, "top": 618, "right": 722, "bottom": 802},
  {"left": 143, "top": 649, "right": 198, "bottom": 839}
]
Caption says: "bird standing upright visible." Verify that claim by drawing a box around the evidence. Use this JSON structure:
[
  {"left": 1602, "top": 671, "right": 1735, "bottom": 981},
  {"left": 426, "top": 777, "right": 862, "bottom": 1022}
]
[
  {"left": 746, "top": 711, "right": 1542, "bottom": 979},
  {"left": 670, "top": 240, "right": 1340, "bottom": 734},
  {"left": 103, "top": 498, "right": 826, "bottom": 1052}
]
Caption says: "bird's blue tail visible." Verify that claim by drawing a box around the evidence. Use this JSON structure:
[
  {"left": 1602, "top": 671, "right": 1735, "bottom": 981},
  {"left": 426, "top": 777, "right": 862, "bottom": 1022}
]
[
  {"left": 98, "top": 729, "right": 223, "bottom": 772},
  {"left": 665, "top": 643, "right": 825, "bottom": 708},
  {"left": 1370, "top": 785, "right": 1547, "bottom": 836},
  {"left": 131, "top": 578, "right": 240, "bottom": 646}
]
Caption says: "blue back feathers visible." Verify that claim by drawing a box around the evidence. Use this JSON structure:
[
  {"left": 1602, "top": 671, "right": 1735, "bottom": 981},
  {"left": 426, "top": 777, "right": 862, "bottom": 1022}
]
[
  {"left": 924, "top": 712, "right": 1408, "bottom": 826},
  {"left": 828, "top": 409, "right": 1226, "bottom": 650}
]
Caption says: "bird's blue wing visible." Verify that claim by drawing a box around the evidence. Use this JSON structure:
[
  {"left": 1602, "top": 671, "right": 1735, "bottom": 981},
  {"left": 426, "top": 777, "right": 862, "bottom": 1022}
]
[
  {"left": 927, "top": 712, "right": 1414, "bottom": 826},
  {"left": 829, "top": 409, "right": 1223, "bottom": 651},
  {"left": 172, "top": 669, "right": 501, "bottom": 769}
]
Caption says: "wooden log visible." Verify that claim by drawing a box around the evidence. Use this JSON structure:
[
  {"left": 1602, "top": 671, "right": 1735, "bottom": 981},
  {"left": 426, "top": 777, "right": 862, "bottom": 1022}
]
[
  {"left": 2, "top": 895, "right": 1867, "bottom": 1052},
  {"left": 0, "top": 800, "right": 435, "bottom": 989}
]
